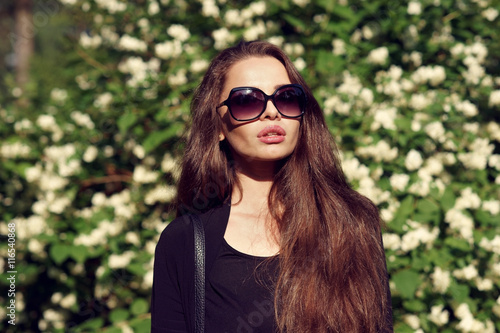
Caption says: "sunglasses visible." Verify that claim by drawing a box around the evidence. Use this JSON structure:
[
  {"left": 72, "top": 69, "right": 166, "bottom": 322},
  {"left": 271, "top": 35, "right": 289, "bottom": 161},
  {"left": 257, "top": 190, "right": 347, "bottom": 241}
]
[{"left": 216, "top": 84, "right": 307, "bottom": 121}]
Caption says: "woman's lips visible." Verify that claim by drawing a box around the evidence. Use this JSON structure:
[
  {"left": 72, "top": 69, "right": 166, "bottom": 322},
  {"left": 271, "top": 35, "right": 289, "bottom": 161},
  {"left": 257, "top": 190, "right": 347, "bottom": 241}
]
[{"left": 257, "top": 125, "right": 286, "bottom": 143}]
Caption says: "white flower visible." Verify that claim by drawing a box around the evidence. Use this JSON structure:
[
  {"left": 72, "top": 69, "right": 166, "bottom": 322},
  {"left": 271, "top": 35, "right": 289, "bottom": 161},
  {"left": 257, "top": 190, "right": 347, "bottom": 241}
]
[
  {"left": 458, "top": 138, "right": 494, "bottom": 169},
  {"left": 382, "top": 233, "right": 401, "bottom": 250},
  {"left": 28, "top": 238, "right": 45, "bottom": 254},
  {"left": 224, "top": 9, "right": 243, "bottom": 26},
  {"left": 475, "top": 277, "right": 493, "bottom": 291},
  {"left": 108, "top": 251, "right": 135, "bottom": 269},
  {"left": 125, "top": 231, "right": 141, "bottom": 246},
  {"left": 409, "top": 93, "right": 431, "bottom": 110},
  {"left": 133, "top": 165, "right": 158, "bottom": 183},
  {"left": 337, "top": 71, "right": 362, "bottom": 96},
  {"left": 489, "top": 90, "right": 500, "bottom": 107},
  {"left": 482, "top": 200, "right": 500, "bottom": 215},
  {"left": 60, "top": 0, "right": 77, "bottom": 5},
  {"left": 389, "top": 174, "right": 410, "bottom": 191},
  {"left": 453, "top": 264, "right": 478, "bottom": 280},
  {"left": 70, "top": 111, "right": 95, "bottom": 129},
  {"left": 454, "top": 187, "right": 481, "bottom": 210},
  {"left": 293, "top": 58, "right": 306, "bottom": 71},
  {"left": 144, "top": 185, "right": 177, "bottom": 205},
  {"left": 292, "top": 0, "right": 309, "bottom": 7},
  {"left": 155, "top": 40, "right": 182, "bottom": 60},
  {"left": 411, "top": 65, "right": 446, "bottom": 86},
  {"left": 83, "top": 146, "right": 99, "bottom": 163},
  {"left": 428, "top": 304, "right": 449, "bottom": 326},
  {"left": 370, "top": 106, "right": 397, "bottom": 131},
  {"left": 94, "top": 0, "right": 127, "bottom": 13},
  {"left": 409, "top": 51, "right": 422, "bottom": 67},
  {"left": 48, "top": 196, "right": 71, "bottom": 214},
  {"left": 148, "top": 1, "right": 160, "bottom": 15},
  {"left": 431, "top": 267, "right": 451, "bottom": 293},
  {"left": 357, "top": 177, "right": 391, "bottom": 205},
  {"left": 424, "top": 121, "right": 446, "bottom": 142},
  {"left": 167, "top": 24, "right": 190, "bottom": 42},
  {"left": 455, "top": 99, "right": 478, "bottom": 117},
  {"left": 400, "top": 222, "right": 439, "bottom": 252},
  {"left": 39, "top": 174, "right": 69, "bottom": 191},
  {"left": 362, "top": 25, "right": 374, "bottom": 40},
  {"left": 168, "top": 69, "right": 187, "bottom": 86},
  {"left": 341, "top": 156, "right": 370, "bottom": 181},
  {"left": 332, "top": 38, "right": 346, "bottom": 56},
  {"left": 60, "top": 294, "right": 76, "bottom": 309},
  {"left": 405, "top": 149, "right": 423, "bottom": 171},
  {"left": 100, "top": 26, "right": 120, "bottom": 44},
  {"left": 36, "top": 114, "right": 58, "bottom": 131},
  {"left": 367, "top": 46, "right": 389, "bottom": 65},
  {"left": 444, "top": 208, "right": 474, "bottom": 242},
  {"left": 356, "top": 140, "right": 398, "bottom": 162},
  {"left": 407, "top": 1, "right": 422, "bottom": 15},
  {"left": 482, "top": 8, "right": 499, "bottom": 21},
  {"left": 479, "top": 235, "right": 500, "bottom": 255},
  {"left": 79, "top": 32, "right": 102, "bottom": 49},
  {"left": 201, "top": 0, "right": 219, "bottom": 18},
  {"left": 118, "top": 57, "right": 159, "bottom": 87},
  {"left": 43, "top": 308, "right": 64, "bottom": 323},
  {"left": 403, "top": 314, "right": 420, "bottom": 329},
  {"left": 243, "top": 20, "right": 266, "bottom": 41},
  {"left": 50, "top": 88, "right": 68, "bottom": 103},
  {"left": 0, "top": 141, "right": 31, "bottom": 159},
  {"left": 212, "top": 27, "right": 235, "bottom": 50},
  {"left": 118, "top": 35, "right": 147, "bottom": 53},
  {"left": 190, "top": 59, "right": 209, "bottom": 73}
]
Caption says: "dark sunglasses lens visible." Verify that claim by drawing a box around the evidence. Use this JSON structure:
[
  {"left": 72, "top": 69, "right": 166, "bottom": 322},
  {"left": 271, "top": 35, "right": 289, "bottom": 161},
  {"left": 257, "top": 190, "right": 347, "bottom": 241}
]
[
  {"left": 229, "top": 89, "right": 265, "bottom": 120},
  {"left": 275, "top": 86, "right": 305, "bottom": 117}
]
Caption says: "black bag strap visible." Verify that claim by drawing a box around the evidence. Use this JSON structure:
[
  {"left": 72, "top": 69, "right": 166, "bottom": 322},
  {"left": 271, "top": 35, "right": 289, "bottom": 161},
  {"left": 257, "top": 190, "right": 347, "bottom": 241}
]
[{"left": 192, "top": 214, "right": 205, "bottom": 333}]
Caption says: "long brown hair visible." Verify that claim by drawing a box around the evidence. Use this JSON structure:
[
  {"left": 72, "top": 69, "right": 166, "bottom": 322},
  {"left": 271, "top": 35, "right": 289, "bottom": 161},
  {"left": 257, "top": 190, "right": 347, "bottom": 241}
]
[{"left": 176, "top": 41, "right": 392, "bottom": 332}]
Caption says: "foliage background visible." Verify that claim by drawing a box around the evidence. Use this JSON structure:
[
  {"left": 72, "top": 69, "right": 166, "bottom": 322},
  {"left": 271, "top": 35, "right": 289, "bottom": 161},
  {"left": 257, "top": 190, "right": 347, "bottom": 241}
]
[{"left": 0, "top": 0, "right": 499, "bottom": 332}]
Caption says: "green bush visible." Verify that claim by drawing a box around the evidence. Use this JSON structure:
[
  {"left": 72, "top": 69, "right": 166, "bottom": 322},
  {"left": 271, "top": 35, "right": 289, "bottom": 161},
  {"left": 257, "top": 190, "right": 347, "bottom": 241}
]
[{"left": 0, "top": 0, "right": 499, "bottom": 332}]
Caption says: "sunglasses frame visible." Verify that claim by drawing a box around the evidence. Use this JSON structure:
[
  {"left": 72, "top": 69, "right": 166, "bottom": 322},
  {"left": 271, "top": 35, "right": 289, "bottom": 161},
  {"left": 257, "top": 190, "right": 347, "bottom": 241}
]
[{"left": 216, "top": 83, "right": 307, "bottom": 121}]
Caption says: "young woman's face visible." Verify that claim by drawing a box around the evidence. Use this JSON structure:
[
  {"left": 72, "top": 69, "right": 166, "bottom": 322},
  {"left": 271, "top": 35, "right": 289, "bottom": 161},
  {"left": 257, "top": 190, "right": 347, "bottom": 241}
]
[{"left": 218, "top": 56, "right": 301, "bottom": 166}]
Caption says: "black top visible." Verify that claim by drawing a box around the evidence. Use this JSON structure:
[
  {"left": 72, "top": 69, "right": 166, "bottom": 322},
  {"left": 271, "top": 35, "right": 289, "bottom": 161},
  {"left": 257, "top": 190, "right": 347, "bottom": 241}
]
[
  {"left": 206, "top": 239, "right": 279, "bottom": 333},
  {"left": 151, "top": 203, "right": 393, "bottom": 332},
  {"left": 152, "top": 204, "right": 233, "bottom": 333}
]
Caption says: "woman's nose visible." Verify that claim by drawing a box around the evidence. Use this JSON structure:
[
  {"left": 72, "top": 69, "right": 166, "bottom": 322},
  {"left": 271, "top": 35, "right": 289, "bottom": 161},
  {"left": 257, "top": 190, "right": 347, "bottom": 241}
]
[{"left": 259, "top": 100, "right": 281, "bottom": 121}]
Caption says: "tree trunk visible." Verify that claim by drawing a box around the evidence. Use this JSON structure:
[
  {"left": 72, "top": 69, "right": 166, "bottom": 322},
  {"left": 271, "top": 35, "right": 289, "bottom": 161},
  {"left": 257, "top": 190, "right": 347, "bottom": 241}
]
[{"left": 14, "top": 0, "right": 33, "bottom": 90}]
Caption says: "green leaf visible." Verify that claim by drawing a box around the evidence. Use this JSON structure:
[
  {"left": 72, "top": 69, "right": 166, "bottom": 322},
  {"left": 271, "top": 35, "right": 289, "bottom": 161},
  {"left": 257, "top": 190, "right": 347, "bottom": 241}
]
[
  {"left": 130, "top": 298, "right": 149, "bottom": 316},
  {"left": 449, "top": 282, "right": 470, "bottom": 304},
  {"left": 50, "top": 244, "right": 71, "bottom": 265},
  {"left": 403, "top": 299, "right": 426, "bottom": 312},
  {"left": 440, "top": 187, "right": 456, "bottom": 211},
  {"left": 127, "top": 262, "right": 147, "bottom": 276},
  {"left": 74, "top": 318, "right": 104, "bottom": 331},
  {"left": 117, "top": 111, "right": 137, "bottom": 134},
  {"left": 109, "top": 308, "right": 129, "bottom": 323},
  {"left": 70, "top": 245, "right": 89, "bottom": 263},
  {"left": 444, "top": 237, "right": 471, "bottom": 252},
  {"left": 390, "top": 195, "right": 414, "bottom": 232},
  {"left": 392, "top": 269, "right": 421, "bottom": 299},
  {"left": 316, "top": 51, "right": 346, "bottom": 78},
  {"left": 282, "top": 14, "right": 307, "bottom": 32},
  {"left": 130, "top": 317, "right": 152, "bottom": 332},
  {"left": 143, "top": 124, "right": 182, "bottom": 153}
]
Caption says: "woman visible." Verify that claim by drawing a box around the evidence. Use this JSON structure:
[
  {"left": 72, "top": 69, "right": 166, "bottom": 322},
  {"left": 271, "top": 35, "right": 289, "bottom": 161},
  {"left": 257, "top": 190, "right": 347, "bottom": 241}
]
[{"left": 151, "top": 40, "right": 393, "bottom": 332}]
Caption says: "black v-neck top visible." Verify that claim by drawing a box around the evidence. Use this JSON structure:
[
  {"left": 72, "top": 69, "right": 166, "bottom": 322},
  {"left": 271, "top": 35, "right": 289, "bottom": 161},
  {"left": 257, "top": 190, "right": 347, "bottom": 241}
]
[{"left": 206, "top": 239, "right": 279, "bottom": 332}]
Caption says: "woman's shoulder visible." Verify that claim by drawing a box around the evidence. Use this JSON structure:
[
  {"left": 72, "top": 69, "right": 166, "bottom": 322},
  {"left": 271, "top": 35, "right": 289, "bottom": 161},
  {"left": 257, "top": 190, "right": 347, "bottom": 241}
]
[{"left": 157, "top": 203, "right": 230, "bottom": 247}]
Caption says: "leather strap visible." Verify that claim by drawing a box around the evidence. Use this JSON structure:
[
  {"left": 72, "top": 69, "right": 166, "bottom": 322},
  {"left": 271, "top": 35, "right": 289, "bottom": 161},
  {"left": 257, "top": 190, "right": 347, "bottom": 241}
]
[{"left": 192, "top": 214, "right": 205, "bottom": 333}]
